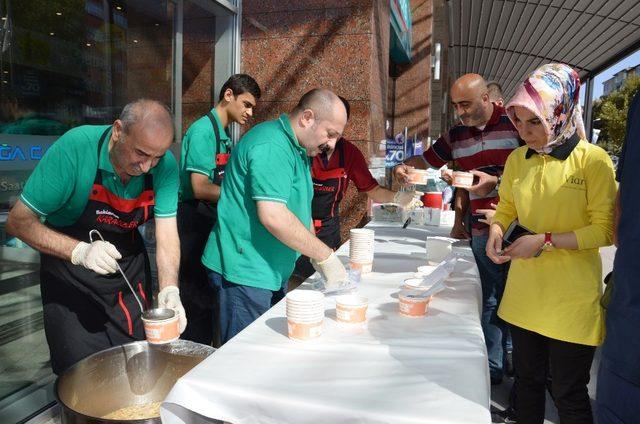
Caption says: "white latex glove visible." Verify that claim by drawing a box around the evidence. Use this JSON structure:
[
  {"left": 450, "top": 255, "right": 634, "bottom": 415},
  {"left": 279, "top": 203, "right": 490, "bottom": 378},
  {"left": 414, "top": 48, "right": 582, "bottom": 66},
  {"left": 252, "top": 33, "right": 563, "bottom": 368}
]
[
  {"left": 311, "top": 252, "right": 347, "bottom": 288},
  {"left": 393, "top": 191, "right": 423, "bottom": 210},
  {"left": 158, "top": 286, "right": 187, "bottom": 333},
  {"left": 71, "top": 241, "right": 122, "bottom": 275}
]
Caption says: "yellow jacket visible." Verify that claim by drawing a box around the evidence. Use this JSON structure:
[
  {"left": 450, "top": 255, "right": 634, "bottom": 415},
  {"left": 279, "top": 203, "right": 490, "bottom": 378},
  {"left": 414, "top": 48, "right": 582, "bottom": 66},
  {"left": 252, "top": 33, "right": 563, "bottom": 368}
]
[{"left": 493, "top": 139, "right": 616, "bottom": 346}]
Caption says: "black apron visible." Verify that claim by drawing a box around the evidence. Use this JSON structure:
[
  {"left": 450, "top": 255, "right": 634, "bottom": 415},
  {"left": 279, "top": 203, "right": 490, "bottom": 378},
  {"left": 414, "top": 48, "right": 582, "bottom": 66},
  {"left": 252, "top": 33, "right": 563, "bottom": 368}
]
[
  {"left": 40, "top": 127, "right": 154, "bottom": 374},
  {"left": 311, "top": 140, "right": 347, "bottom": 250},
  {"left": 177, "top": 111, "right": 228, "bottom": 346},
  {"left": 291, "top": 142, "right": 347, "bottom": 281}
]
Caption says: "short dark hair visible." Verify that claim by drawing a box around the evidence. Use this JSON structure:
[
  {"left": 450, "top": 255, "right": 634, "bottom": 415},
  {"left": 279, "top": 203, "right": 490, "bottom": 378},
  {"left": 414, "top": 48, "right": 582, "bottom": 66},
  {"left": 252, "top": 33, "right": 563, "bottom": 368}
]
[
  {"left": 338, "top": 96, "right": 351, "bottom": 120},
  {"left": 218, "top": 74, "right": 261, "bottom": 102},
  {"left": 292, "top": 88, "right": 342, "bottom": 122}
]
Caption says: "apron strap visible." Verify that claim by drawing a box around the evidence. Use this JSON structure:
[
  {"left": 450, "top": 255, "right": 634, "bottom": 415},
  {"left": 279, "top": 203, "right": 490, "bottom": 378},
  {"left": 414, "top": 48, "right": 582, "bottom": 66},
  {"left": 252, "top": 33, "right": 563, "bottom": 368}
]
[
  {"left": 143, "top": 173, "right": 153, "bottom": 190},
  {"left": 93, "top": 127, "right": 112, "bottom": 185},
  {"left": 181, "top": 111, "right": 229, "bottom": 174},
  {"left": 206, "top": 111, "right": 232, "bottom": 189},
  {"left": 206, "top": 111, "right": 231, "bottom": 155}
]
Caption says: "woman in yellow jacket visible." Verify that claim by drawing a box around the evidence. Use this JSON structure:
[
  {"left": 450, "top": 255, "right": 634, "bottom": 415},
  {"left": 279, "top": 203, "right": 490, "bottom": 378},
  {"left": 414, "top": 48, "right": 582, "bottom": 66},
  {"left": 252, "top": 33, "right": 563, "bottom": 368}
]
[{"left": 486, "top": 63, "right": 616, "bottom": 424}]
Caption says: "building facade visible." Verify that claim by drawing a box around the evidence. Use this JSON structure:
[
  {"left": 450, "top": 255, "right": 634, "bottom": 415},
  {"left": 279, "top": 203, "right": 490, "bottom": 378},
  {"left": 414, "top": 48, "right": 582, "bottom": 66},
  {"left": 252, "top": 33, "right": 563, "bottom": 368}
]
[
  {"left": 602, "top": 64, "right": 640, "bottom": 96},
  {"left": 241, "top": 0, "right": 433, "bottom": 237}
]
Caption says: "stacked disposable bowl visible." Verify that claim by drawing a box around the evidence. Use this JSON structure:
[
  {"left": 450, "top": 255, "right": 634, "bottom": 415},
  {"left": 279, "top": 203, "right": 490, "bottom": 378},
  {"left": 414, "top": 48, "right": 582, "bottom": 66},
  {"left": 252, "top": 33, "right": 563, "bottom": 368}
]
[
  {"left": 286, "top": 290, "right": 325, "bottom": 341},
  {"left": 349, "top": 228, "right": 375, "bottom": 274}
]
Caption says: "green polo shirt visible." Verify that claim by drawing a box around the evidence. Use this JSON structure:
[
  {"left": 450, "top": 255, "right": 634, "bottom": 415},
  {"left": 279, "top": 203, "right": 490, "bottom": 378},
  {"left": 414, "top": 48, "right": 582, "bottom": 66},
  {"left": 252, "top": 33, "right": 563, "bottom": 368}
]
[
  {"left": 179, "top": 109, "right": 231, "bottom": 202},
  {"left": 20, "top": 125, "right": 179, "bottom": 227},
  {"left": 201, "top": 114, "right": 313, "bottom": 290}
]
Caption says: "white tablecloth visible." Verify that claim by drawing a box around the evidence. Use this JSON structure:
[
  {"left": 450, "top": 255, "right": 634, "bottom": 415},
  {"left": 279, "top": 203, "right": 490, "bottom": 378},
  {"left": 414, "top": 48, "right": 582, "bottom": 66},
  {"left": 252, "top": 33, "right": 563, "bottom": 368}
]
[{"left": 161, "top": 222, "right": 490, "bottom": 424}]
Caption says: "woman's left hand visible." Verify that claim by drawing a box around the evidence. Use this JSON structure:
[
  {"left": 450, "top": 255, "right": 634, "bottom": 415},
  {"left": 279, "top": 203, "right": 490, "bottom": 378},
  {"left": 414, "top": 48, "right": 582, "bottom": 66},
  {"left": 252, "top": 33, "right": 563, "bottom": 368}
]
[{"left": 503, "top": 234, "right": 544, "bottom": 259}]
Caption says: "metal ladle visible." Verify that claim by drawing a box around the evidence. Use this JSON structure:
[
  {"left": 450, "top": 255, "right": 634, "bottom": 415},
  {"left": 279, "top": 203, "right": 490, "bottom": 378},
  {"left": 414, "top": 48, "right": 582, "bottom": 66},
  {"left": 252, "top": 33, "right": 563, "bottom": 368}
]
[{"left": 89, "top": 229, "right": 145, "bottom": 314}]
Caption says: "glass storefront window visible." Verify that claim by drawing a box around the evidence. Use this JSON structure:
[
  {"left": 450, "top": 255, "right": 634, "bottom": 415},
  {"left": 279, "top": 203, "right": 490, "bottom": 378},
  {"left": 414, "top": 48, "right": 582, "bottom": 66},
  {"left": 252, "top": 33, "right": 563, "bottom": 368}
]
[
  {"left": 0, "top": 0, "right": 238, "bottom": 421},
  {"left": 1, "top": 0, "right": 175, "bottom": 213},
  {"left": 181, "top": 1, "right": 217, "bottom": 135}
]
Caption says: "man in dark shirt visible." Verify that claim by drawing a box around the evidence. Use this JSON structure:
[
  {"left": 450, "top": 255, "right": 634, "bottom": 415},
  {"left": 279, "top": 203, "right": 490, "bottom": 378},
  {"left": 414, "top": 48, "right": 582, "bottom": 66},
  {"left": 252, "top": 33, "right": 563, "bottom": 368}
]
[{"left": 597, "top": 91, "right": 639, "bottom": 424}]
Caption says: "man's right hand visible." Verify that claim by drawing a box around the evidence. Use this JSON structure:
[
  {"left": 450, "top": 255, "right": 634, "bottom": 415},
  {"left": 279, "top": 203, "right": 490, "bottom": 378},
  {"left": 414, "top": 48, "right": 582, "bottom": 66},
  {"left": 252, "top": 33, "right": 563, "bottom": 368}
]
[
  {"left": 450, "top": 221, "right": 470, "bottom": 239},
  {"left": 393, "top": 164, "right": 413, "bottom": 185},
  {"left": 311, "top": 252, "right": 347, "bottom": 288},
  {"left": 71, "top": 240, "right": 122, "bottom": 275}
]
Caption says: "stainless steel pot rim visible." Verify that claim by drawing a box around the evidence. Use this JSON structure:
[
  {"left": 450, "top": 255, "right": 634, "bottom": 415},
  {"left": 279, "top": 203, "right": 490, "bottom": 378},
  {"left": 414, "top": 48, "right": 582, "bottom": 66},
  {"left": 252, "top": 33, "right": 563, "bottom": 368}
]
[{"left": 55, "top": 340, "right": 215, "bottom": 422}]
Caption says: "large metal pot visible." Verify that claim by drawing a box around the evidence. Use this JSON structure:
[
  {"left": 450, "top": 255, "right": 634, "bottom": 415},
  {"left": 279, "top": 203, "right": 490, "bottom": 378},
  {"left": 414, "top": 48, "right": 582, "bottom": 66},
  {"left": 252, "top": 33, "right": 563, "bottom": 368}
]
[{"left": 55, "top": 340, "right": 215, "bottom": 423}]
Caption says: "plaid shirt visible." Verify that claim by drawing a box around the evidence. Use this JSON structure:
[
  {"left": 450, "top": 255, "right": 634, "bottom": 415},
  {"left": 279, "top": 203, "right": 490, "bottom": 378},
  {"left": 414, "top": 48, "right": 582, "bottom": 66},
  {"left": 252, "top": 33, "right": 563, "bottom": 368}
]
[{"left": 423, "top": 104, "right": 522, "bottom": 235}]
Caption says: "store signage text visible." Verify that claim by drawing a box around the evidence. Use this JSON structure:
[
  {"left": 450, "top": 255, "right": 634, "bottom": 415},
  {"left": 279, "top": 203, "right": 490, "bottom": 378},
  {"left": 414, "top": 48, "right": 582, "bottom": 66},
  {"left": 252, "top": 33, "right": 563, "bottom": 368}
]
[
  {"left": 0, "top": 180, "right": 25, "bottom": 192},
  {"left": 0, "top": 144, "right": 47, "bottom": 161}
]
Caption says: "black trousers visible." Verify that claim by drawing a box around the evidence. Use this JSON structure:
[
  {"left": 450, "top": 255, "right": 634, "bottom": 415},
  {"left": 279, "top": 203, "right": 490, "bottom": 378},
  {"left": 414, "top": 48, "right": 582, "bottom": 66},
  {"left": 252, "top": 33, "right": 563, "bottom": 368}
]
[
  {"left": 511, "top": 325, "right": 595, "bottom": 424},
  {"left": 177, "top": 201, "right": 218, "bottom": 346}
]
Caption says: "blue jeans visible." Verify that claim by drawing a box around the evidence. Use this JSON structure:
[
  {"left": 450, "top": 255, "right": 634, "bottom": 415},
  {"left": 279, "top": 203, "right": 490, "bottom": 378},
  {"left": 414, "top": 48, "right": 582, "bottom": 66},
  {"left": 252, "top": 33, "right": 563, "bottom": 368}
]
[
  {"left": 597, "top": 364, "right": 640, "bottom": 424},
  {"left": 207, "top": 270, "right": 286, "bottom": 345},
  {"left": 472, "top": 233, "right": 509, "bottom": 380}
]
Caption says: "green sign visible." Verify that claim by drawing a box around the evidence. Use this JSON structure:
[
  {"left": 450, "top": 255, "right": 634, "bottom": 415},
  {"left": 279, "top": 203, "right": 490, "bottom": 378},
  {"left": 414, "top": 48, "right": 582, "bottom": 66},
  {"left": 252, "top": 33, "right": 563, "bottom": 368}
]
[{"left": 390, "top": 0, "right": 412, "bottom": 63}]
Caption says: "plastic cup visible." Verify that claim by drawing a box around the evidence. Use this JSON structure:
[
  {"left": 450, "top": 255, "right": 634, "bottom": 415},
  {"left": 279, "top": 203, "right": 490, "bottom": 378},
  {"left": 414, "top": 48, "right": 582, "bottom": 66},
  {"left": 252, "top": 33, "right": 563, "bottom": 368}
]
[
  {"left": 335, "top": 295, "right": 368, "bottom": 324},
  {"left": 407, "top": 169, "right": 429, "bottom": 185},
  {"left": 398, "top": 293, "right": 431, "bottom": 317},
  {"left": 351, "top": 228, "right": 375, "bottom": 236},
  {"left": 142, "top": 308, "right": 179, "bottom": 344},
  {"left": 286, "top": 308, "right": 324, "bottom": 316},
  {"left": 350, "top": 229, "right": 375, "bottom": 273},
  {"left": 287, "top": 319, "right": 323, "bottom": 341},
  {"left": 350, "top": 254, "right": 373, "bottom": 263},
  {"left": 286, "top": 290, "right": 324, "bottom": 304},
  {"left": 286, "top": 303, "right": 324, "bottom": 311},
  {"left": 452, "top": 171, "right": 474, "bottom": 188},
  {"left": 349, "top": 261, "right": 372, "bottom": 274},
  {"left": 286, "top": 313, "right": 325, "bottom": 323},
  {"left": 403, "top": 278, "right": 426, "bottom": 290}
]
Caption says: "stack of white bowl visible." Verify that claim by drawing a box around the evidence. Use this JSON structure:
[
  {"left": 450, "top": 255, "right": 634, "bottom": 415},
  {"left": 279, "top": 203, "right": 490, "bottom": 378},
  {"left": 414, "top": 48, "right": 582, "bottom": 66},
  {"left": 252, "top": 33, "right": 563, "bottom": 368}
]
[
  {"left": 285, "top": 290, "right": 325, "bottom": 341},
  {"left": 349, "top": 228, "right": 375, "bottom": 274}
]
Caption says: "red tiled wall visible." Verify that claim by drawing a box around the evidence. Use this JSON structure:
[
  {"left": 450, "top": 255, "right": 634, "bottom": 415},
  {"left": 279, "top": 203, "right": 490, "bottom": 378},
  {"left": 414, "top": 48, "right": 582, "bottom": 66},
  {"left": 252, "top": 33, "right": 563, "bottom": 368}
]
[{"left": 242, "top": 0, "right": 433, "bottom": 241}]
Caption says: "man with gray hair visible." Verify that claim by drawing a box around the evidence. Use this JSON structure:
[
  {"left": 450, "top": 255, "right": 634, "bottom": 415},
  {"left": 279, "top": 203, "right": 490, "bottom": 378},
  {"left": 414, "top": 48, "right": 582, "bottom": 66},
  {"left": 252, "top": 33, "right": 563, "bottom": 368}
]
[
  {"left": 394, "top": 74, "right": 521, "bottom": 386},
  {"left": 6, "top": 99, "right": 186, "bottom": 374},
  {"left": 202, "top": 88, "right": 349, "bottom": 343}
]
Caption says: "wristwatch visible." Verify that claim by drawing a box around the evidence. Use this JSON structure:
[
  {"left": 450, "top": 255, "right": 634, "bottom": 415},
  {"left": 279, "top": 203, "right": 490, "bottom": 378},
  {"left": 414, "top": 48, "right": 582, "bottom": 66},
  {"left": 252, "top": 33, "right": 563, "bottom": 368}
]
[{"left": 542, "top": 232, "right": 554, "bottom": 251}]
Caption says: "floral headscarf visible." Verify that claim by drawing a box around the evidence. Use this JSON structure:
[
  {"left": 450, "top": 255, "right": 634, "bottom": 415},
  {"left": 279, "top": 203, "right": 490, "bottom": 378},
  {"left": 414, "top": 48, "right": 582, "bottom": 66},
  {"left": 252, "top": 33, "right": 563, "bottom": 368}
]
[{"left": 506, "top": 63, "right": 586, "bottom": 154}]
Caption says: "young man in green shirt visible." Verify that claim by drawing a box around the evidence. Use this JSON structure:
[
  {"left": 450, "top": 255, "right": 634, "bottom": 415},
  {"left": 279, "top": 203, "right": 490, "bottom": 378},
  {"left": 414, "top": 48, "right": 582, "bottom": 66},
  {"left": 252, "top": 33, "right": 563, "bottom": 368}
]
[
  {"left": 178, "top": 74, "right": 261, "bottom": 345},
  {"left": 203, "top": 89, "right": 349, "bottom": 344},
  {"left": 6, "top": 100, "right": 186, "bottom": 374}
]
